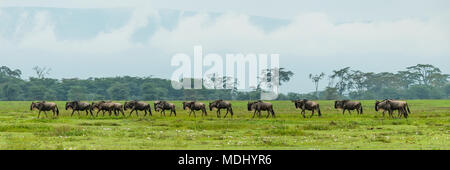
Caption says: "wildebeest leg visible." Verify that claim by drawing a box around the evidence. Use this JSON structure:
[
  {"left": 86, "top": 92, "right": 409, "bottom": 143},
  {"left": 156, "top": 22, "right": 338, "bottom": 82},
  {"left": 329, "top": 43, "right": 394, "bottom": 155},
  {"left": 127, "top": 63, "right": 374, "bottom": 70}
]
[
  {"left": 223, "top": 109, "right": 229, "bottom": 118},
  {"left": 301, "top": 109, "right": 306, "bottom": 118},
  {"left": 71, "top": 110, "right": 75, "bottom": 116},
  {"left": 77, "top": 110, "right": 81, "bottom": 117},
  {"left": 342, "top": 109, "right": 346, "bottom": 115},
  {"left": 310, "top": 109, "right": 315, "bottom": 118},
  {"left": 144, "top": 109, "right": 147, "bottom": 116},
  {"left": 37, "top": 111, "right": 41, "bottom": 118},
  {"left": 135, "top": 110, "right": 139, "bottom": 117},
  {"left": 348, "top": 110, "right": 351, "bottom": 115},
  {"left": 44, "top": 111, "right": 48, "bottom": 118},
  {"left": 119, "top": 109, "right": 124, "bottom": 117},
  {"left": 252, "top": 110, "right": 257, "bottom": 118},
  {"left": 258, "top": 110, "right": 262, "bottom": 118},
  {"left": 129, "top": 109, "right": 134, "bottom": 117},
  {"left": 266, "top": 110, "right": 270, "bottom": 118}
]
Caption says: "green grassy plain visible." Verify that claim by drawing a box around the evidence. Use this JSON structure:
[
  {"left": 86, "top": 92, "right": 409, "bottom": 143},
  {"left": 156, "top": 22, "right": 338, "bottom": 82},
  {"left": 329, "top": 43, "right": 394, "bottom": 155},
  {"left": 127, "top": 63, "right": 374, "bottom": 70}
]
[{"left": 0, "top": 100, "right": 449, "bottom": 150}]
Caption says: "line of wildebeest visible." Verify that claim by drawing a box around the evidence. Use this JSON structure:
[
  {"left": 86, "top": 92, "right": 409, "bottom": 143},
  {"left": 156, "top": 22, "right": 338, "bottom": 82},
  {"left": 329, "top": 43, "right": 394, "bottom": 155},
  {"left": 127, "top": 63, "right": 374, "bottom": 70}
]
[{"left": 29, "top": 99, "right": 411, "bottom": 119}]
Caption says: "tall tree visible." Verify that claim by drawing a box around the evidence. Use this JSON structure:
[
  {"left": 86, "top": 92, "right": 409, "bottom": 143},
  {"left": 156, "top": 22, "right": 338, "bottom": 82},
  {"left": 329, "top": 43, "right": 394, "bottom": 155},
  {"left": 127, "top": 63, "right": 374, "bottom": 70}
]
[
  {"left": 330, "top": 67, "right": 351, "bottom": 96},
  {"left": 309, "top": 72, "right": 325, "bottom": 99},
  {"left": 32, "top": 66, "right": 51, "bottom": 79},
  {"left": 406, "top": 64, "right": 443, "bottom": 86}
]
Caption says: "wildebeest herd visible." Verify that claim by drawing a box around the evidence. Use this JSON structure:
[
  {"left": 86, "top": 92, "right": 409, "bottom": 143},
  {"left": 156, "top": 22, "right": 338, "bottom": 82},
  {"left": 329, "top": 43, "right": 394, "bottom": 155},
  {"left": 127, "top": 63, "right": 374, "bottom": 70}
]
[{"left": 29, "top": 99, "right": 411, "bottom": 119}]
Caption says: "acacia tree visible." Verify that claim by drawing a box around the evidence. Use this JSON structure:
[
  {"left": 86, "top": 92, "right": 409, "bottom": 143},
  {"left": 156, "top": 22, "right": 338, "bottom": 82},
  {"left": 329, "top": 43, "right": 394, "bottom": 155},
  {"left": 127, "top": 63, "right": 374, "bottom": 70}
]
[
  {"left": 0, "top": 66, "right": 22, "bottom": 78},
  {"left": 406, "top": 64, "right": 445, "bottom": 86},
  {"left": 260, "top": 68, "right": 294, "bottom": 87},
  {"left": 32, "top": 66, "right": 51, "bottom": 79},
  {"left": 309, "top": 72, "right": 325, "bottom": 99},
  {"left": 329, "top": 67, "right": 351, "bottom": 96}
]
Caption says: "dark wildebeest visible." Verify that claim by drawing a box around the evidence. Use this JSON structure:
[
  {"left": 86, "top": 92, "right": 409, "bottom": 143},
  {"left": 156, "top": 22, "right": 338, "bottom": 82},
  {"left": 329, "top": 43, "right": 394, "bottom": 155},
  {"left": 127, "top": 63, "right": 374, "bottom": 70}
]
[
  {"left": 124, "top": 100, "right": 152, "bottom": 116},
  {"left": 375, "top": 99, "right": 411, "bottom": 118},
  {"left": 183, "top": 101, "right": 207, "bottom": 117},
  {"left": 91, "top": 101, "right": 115, "bottom": 116},
  {"left": 65, "top": 101, "right": 93, "bottom": 116},
  {"left": 30, "top": 101, "right": 60, "bottom": 118},
  {"left": 154, "top": 101, "right": 176, "bottom": 116},
  {"left": 247, "top": 100, "right": 275, "bottom": 118},
  {"left": 292, "top": 99, "right": 322, "bottom": 118},
  {"left": 334, "top": 100, "right": 363, "bottom": 115},
  {"left": 209, "top": 100, "right": 234, "bottom": 118}
]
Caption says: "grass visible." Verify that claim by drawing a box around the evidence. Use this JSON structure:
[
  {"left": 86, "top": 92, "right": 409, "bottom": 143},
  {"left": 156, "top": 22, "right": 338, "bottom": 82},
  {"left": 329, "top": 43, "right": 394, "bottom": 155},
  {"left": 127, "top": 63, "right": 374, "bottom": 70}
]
[{"left": 0, "top": 100, "right": 449, "bottom": 150}]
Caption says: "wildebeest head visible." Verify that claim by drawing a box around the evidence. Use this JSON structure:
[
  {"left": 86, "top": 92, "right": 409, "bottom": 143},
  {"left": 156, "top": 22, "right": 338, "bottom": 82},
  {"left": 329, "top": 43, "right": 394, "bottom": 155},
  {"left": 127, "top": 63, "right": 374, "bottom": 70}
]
[
  {"left": 91, "top": 102, "right": 102, "bottom": 110},
  {"left": 294, "top": 99, "right": 307, "bottom": 108},
  {"left": 182, "top": 102, "right": 188, "bottom": 110},
  {"left": 375, "top": 100, "right": 389, "bottom": 112},
  {"left": 335, "top": 100, "right": 344, "bottom": 109},
  {"left": 30, "top": 101, "right": 45, "bottom": 110},
  {"left": 124, "top": 101, "right": 136, "bottom": 111},
  {"left": 209, "top": 100, "right": 220, "bottom": 111},
  {"left": 66, "top": 101, "right": 74, "bottom": 110},
  {"left": 30, "top": 102, "right": 37, "bottom": 111},
  {"left": 248, "top": 101, "right": 258, "bottom": 111},
  {"left": 154, "top": 101, "right": 161, "bottom": 111}
]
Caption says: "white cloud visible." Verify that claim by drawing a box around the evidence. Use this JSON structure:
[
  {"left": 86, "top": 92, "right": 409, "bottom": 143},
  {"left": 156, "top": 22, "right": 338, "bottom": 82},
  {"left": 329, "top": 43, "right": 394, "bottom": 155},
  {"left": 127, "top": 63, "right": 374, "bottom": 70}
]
[
  {"left": 13, "top": 6, "right": 156, "bottom": 55},
  {"left": 150, "top": 12, "right": 450, "bottom": 58}
]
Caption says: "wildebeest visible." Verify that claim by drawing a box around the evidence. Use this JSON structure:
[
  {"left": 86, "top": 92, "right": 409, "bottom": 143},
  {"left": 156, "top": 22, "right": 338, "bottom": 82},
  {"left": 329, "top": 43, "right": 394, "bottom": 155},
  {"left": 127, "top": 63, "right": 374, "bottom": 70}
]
[
  {"left": 209, "top": 100, "right": 234, "bottom": 118},
  {"left": 30, "top": 101, "right": 60, "bottom": 118},
  {"left": 292, "top": 99, "right": 321, "bottom": 118},
  {"left": 111, "top": 102, "right": 125, "bottom": 116},
  {"left": 66, "top": 101, "right": 93, "bottom": 116},
  {"left": 334, "top": 100, "right": 363, "bottom": 115},
  {"left": 124, "top": 100, "right": 152, "bottom": 116},
  {"left": 154, "top": 101, "right": 176, "bottom": 116},
  {"left": 91, "top": 101, "right": 116, "bottom": 116},
  {"left": 375, "top": 99, "right": 411, "bottom": 118},
  {"left": 247, "top": 100, "right": 275, "bottom": 118},
  {"left": 183, "top": 101, "right": 207, "bottom": 117}
]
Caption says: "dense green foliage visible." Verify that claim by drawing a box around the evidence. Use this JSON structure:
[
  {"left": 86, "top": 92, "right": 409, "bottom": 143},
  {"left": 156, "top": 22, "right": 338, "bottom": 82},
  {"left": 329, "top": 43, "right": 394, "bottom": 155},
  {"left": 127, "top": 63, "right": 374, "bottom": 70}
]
[
  {"left": 0, "top": 65, "right": 448, "bottom": 101},
  {"left": 0, "top": 100, "right": 448, "bottom": 150},
  {"left": 279, "top": 64, "right": 449, "bottom": 100}
]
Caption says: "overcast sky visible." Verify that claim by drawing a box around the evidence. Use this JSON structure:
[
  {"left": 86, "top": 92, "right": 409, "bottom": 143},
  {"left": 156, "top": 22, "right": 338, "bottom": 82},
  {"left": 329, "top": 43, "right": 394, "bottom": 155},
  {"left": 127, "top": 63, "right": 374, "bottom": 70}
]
[{"left": 1, "top": 0, "right": 449, "bottom": 93}]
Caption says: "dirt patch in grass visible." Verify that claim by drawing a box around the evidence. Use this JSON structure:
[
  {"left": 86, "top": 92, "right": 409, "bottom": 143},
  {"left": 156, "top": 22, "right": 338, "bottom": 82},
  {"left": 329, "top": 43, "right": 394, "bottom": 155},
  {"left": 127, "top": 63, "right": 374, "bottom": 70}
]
[{"left": 78, "top": 122, "right": 121, "bottom": 126}]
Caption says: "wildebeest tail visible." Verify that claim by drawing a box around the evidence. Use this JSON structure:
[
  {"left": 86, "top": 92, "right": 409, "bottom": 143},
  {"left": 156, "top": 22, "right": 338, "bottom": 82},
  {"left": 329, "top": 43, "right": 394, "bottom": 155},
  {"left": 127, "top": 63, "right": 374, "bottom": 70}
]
[
  {"left": 360, "top": 105, "right": 363, "bottom": 114},
  {"left": 317, "top": 104, "right": 322, "bottom": 116},
  {"left": 406, "top": 103, "right": 411, "bottom": 114},
  {"left": 56, "top": 106, "right": 60, "bottom": 115},
  {"left": 148, "top": 106, "right": 152, "bottom": 115}
]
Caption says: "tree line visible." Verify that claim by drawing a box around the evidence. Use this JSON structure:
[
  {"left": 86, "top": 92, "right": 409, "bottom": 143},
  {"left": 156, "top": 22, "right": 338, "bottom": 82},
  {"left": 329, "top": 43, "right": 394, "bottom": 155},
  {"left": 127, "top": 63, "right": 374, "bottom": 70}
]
[
  {"left": 278, "top": 64, "right": 450, "bottom": 100},
  {"left": 0, "top": 64, "right": 449, "bottom": 101}
]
